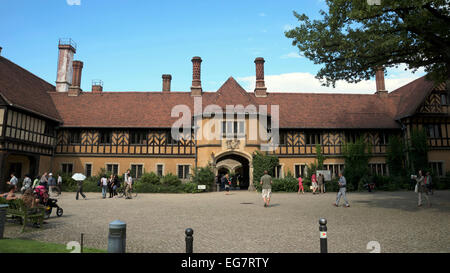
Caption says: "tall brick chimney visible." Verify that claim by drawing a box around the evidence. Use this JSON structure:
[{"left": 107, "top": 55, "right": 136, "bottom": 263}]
[
  {"left": 92, "top": 80, "right": 103, "bottom": 93},
  {"left": 375, "top": 67, "right": 387, "bottom": 96},
  {"left": 254, "top": 57, "right": 267, "bottom": 97},
  {"left": 68, "top": 60, "right": 83, "bottom": 96},
  {"left": 191, "top": 56, "right": 202, "bottom": 96},
  {"left": 56, "top": 39, "right": 76, "bottom": 92},
  {"left": 162, "top": 74, "right": 172, "bottom": 92}
]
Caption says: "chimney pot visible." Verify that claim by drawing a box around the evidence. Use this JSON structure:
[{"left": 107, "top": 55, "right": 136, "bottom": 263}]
[
  {"left": 92, "top": 80, "right": 103, "bottom": 93},
  {"left": 254, "top": 57, "right": 267, "bottom": 97},
  {"left": 68, "top": 60, "right": 83, "bottom": 96},
  {"left": 56, "top": 39, "right": 77, "bottom": 92},
  {"left": 162, "top": 74, "right": 172, "bottom": 92},
  {"left": 191, "top": 56, "right": 202, "bottom": 96},
  {"left": 375, "top": 67, "right": 388, "bottom": 96}
]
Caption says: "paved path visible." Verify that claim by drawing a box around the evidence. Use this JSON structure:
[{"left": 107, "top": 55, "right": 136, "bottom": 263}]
[{"left": 3, "top": 190, "right": 450, "bottom": 253}]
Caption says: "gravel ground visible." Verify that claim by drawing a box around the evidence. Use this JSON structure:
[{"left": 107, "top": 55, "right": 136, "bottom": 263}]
[{"left": 2, "top": 190, "right": 450, "bottom": 253}]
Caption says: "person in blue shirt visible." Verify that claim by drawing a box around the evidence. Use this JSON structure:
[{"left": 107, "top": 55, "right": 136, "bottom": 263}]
[{"left": 334, "top": 172, "right": 350, "bottom": 207}]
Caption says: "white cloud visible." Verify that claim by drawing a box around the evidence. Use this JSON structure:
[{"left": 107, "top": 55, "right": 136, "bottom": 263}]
[
  {"left": 283, "top": 24, "right": 294, "bottom": 31},
  {"left": 281, "top": 52, "right": 303, "bottom": 59},
  {"left": 258, "top": 12, "right": 266, "bottom": 17},
  {"left": 237, "top": 68, "right": 425, "bottom": 94},
  {"left": 67, "top": 0, "right": 81, "bottom": 5}
]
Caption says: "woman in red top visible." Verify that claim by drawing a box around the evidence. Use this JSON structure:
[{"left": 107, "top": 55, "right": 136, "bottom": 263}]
[
  {"left": 311, "top": 173, "right": 318, "bottom": 194},
  {"left": 298, "top": 176, "right": 304, "bottom": 194}
]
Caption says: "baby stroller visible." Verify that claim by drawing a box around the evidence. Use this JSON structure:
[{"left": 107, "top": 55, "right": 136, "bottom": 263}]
[{"left": 34, "top": 185, "right": 63, "bottom": 219}]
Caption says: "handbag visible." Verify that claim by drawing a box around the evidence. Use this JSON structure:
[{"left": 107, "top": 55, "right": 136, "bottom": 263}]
[{"left": 414, "top": 183, "right": 418, "bottom": 193}]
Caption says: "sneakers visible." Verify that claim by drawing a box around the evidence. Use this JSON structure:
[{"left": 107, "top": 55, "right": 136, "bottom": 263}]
[
  {"left": 333, "top": 203, "right": 338, "bottom": 207},
  {"left": 344, "top": 204, "right": 350, "bottom": 208}
]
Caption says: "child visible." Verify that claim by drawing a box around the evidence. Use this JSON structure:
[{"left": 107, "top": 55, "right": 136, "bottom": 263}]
[{"left": 298, "top": 176, "right": 304, "bottom": 194}]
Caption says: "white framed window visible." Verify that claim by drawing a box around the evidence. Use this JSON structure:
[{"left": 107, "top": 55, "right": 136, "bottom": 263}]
[
  {"left": 130, "top": 164, "right": 144, "bottom": 179},
  {"left": 368, "top": 163, "right": 388, "bottom": 176},
  {"left": 106, "top": 163, "right": 119, "bottom": 175},
  {"left": 61, "top": 163, "right": 73, "bottom": 174},
  {"left": 274, "top": 164, "right": 284, "bottom": 178},
  {"left": 323, "top": 164, "right": 345, "bottom": 178},
  {"left": 429, "top": 161, "right": 445, "bottom": 177},
  {"left": 177, "top": 164, "right": 191, "bottom": 179},
  {"left": 294, "top": 164, "right": 307, "bottom": 178},
  {"left": 156, "top": 164, "right": 164, "bottom": 177},
  {"left": 85, "top": 163, "right": 93, "bottom": 177},
  {"left": 222, "top": 120, "right": 245, "bottom": 138}
]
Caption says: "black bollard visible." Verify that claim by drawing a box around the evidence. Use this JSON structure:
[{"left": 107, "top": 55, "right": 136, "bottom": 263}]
[
  {"left": 80, "top": 233, "right": 84, "bottom": 253},
  {"left": 185, "top": 228, "right": 194, "bottom": 253},
  {"left": 319, "top": 218, "right": 328, "bottom": 253}
]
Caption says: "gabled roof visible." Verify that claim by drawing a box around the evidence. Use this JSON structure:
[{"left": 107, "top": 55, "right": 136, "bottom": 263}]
[
  {"left": 388, "top": 75, "right": 436, "bottom": 120},
  {"left": 210, "top": 77, "right": 257, "bottom": 108},
  {"left": 0, "top": 56, "right": 61, "bottom": 122}
]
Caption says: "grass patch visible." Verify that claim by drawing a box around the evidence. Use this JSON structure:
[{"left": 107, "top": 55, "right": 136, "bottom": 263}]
[{"left": 0, "top": 238, "right": 106, "bottom": 253}]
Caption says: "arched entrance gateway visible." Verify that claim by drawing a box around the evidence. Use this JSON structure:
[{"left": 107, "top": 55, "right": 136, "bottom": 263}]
[{"left": 214, "top": 151, "right": 252, "bottom": 190}]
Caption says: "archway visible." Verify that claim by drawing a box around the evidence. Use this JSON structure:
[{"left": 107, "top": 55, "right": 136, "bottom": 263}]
[{"left": 215, "top": 153, "right": 250, "bottom": 190}]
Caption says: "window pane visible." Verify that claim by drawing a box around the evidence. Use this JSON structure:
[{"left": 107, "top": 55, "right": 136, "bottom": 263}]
[
  {"left": 178, "top": 165, "right": 184, "bottom": 179},
  {"left": 157, "top": 165, "right": 163, "bottom": 176}
]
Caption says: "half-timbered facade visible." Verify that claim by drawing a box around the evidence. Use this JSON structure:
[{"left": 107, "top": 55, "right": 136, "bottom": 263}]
[{"left": 0, "top": 41, "right": 449, "bottom": 191}]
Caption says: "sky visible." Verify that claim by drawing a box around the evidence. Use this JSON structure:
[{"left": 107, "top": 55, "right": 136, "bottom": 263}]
[{"left": 0, "top": 0, "right": 425, "bottom": 94}]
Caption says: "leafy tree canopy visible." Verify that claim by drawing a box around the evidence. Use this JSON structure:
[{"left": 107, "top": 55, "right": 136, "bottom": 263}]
[{"left": 285, "top": 0, "right": 450, "bottom": 87}]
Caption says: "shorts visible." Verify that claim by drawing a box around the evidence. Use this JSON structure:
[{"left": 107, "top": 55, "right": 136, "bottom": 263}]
[
  {"left": 262, "top": 189, "right": 272, "bottom": 199},
  {"left": 224, "top": 184, "right": 230, "bottom": 192},
  {"left": 312, "top": 182, "right": 318, "bottom": 188}
]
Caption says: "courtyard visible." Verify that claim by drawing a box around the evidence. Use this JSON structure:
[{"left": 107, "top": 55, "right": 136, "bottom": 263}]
[{"left": 2, "top": 190, "right": 450, "bottom": 253}]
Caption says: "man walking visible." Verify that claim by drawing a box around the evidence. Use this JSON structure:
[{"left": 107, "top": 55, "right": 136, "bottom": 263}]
[
  {"left": 48, "top": 173, "right": 56, "bottom": 196},
  {"left": 415, "top": 170, "right": 431, "bottom": 207},
  {"left": 56, "top": 174, "right": 63, "bottom": 195},
  {"left": 125, "top": 173, "right": 133, "bottom": 199},
  {"left": 9, "top": 173, "right": 18, "bottom": 191},
  {"left": 76, "top": 179, "right": 87, "bottom": 200},
  {"left": 260, "top": 170, "right": 272, "bottom": 207},
  {"left": 40, "top": 172, "right": 49, "bottom": 190},
  {"left": 334, "top": 172, "right": 350, "bottom": 207},
  {"left": 100, "top": 175, "right": 108, "bottom": 199},
  {"left": 221, "top": 173, "right": 231, "bottom": 195},
  {"left": 318, "top": 173, "right": 324, "bottom": 194}
]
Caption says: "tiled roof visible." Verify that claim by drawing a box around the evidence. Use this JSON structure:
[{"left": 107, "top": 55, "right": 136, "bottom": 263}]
[
  {"left": 0, "top": 56, "right": 61, "bottom": 121},
  {"left": 1, "top": 56, "right": 441, "bottom": 130},
  {"left": 50, "top": 77, "right": 400, "bottom": 129},
  {"left": 389, "top": 75, "right": 437, "bottom": 120}
]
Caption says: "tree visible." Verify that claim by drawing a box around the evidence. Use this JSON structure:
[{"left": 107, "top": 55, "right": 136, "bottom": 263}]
[
  {"left": 386, "top": 135, "right": 406, "bottom": 176},
  {"left": 316, "top": 144, "right": 325, "bottom": 170},
  {"left": 408, "top": 128, "right": 429, "bottom": 173},
  {"left": 285, "top": 0, "right": 450, "bottom": 86},
  {"left": 342, "top": 137, "right": 372, "bottom": 189},
  {"left": 252, "top": 151, "right": 279, "bottom": 190}
]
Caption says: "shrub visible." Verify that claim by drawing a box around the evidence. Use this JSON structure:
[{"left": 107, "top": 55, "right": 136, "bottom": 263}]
[
  {"left": 139, "top": 172, "right": 161, "bottom": 185},
  {"left": 183, "top": 182, "right": 202, "bottom": 193},
  {"left": 272, "top": 175, "right": 298, "bottom": 192},
  {"left": 324, "top": 178, "right": 339, "bottom": 192},
  {"left": 160, "top": 173, "right": 182, "bottom": 187},
  {"left": 191, "top": 166, "right": 215, "bottom": 192}
]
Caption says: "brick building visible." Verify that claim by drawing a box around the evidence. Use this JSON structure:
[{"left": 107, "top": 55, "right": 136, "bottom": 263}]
[{"left": 0, "top": 41, "right": 449, "bottom": 191}]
